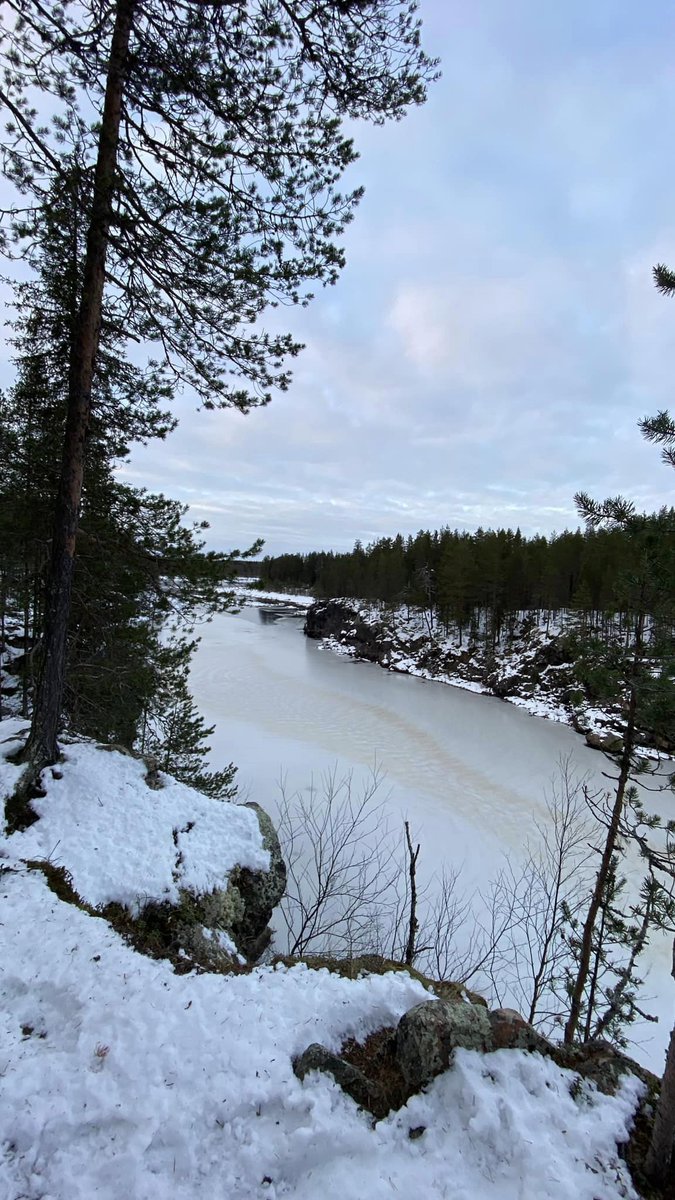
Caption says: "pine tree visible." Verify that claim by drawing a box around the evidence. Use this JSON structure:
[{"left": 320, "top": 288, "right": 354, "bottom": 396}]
[
  {"left": 0, "top": 0, "right": 437, "bottom": 769},
  {"left": 639, "top": 409, "right": 675, "bottom": 468},
  {"left": 564, "top": 424, "right": 675, "bottom": 1046},
  {"left": 0, "top": 173, "right": 249, "bottom": 794}
]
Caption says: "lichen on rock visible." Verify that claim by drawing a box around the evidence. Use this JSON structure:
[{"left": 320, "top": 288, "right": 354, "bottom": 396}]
[
  {"left": 396, "top": 998, "right": 493, "bottom": 1090},
  {"left": 227, "top": 802, "right": 287, "bottom": 961}
]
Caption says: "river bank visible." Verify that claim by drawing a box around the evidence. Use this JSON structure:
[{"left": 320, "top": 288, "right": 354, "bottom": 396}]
[{"left": 303, "top": 597, "right": 671, "bottom": 757}]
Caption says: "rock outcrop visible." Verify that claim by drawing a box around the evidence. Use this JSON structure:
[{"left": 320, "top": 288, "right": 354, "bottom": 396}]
[
  {"left": 163, "top": 800, "right": 287, "bottom": 968},
  {"left": 21, "top": 796, "right": 288, "bottom": 973},
  {"left": 488, "top": 1007, "right": 549, "bottom": 1053},
  {"left": 585, "top": 730, "right": 624, "bottom": 754},
  {"left": 303, "top": 598, "right": 670, "bottom": 754},
  {"left": 304, "top": 599, "right": 390, "bottom": 663},
  {"left": 396, "top": 998, "right": 492, "bottom": 1089},
  {"left": 227, "top": 802, "right": 287, "bottom": 961},
  {"left": 293, "top": 991, "right": 654, "bottom": 1122}
]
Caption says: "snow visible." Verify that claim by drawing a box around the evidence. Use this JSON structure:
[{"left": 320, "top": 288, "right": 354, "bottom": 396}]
[
  {"left": 0, "top": 720, "right": 648, "bottom": 1199},
  {"left": 0, "top": 732, "right": 268, "bottom": 911},
  {"left": 312, "top": 601, "right": 663, "bottom": 746},
  {"left": 232, "top": 582, "right": 314, "bottom": 608}
]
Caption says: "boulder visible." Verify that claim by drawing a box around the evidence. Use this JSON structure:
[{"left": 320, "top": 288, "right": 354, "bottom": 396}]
[
  {"left": 114, "top": 802, "right": 287, "bottom": 970},
  {"left": 488, "top": 1008, "right": 549, "bottom": 1053},
  {"left": 488, "top": 673, "right": 525, "bottom": 699},
  {"left": 293, "top": 1043, "right": 383, "bottom": 1112},
  {"left": 585, "top": 730, "right": 624, "bottom": 754},
  {"left": 396, "top": 999, "right": 493, "bottom": 1090},
  {"left": 227, "top": 802, "right": 287, "bottom": 961},
  {"left": 304, "top": 600, "right": 389, "bottom": 664},
  {"left": 304, "top": 599, "right": 356, "bottom": 639}
]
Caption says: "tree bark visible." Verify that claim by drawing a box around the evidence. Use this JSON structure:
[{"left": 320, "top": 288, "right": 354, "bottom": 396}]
[
  {"left": 23, "top": 0, "right": 136, "bottom": 768},
  {"left": 404, "top": 820, "right": 419, "bottom": 967},
  {"left": 644, "top": 942, "right": 675, "bottom": 1185}
]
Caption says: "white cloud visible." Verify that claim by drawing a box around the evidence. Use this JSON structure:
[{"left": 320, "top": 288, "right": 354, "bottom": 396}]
[{"left": 387, "top": 277, "right": 549, "bottom": 386}]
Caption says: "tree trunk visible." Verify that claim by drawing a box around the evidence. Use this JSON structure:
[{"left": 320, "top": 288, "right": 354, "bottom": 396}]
[
  {"left": 646, "top": 1023, "right": 675, "bottom": 1185},
  {"left": 563, "top": 612, "right": 643, "bottom": 1044},
  {"left": 22, "top": 0, "right": 136, "bottom": 768},
  {"left": 21, "top": 564, "right": 30, "bottom": 719},
  {"left": 404, "top": 820, "right": 419, "bottom": 967},
  {"left": 645, "top": 942, "right": 675, "bottom": 1185},
  {"left": 0, "top": 567, "right": 5, "bottom": 718}
]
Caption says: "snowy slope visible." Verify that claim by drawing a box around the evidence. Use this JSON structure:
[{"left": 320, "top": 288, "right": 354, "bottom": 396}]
[
  {"left": 0, "top": 723, "right": 268, "bottom": 912},
  {"left": 232, "top": 582, "right": 314, "bottom": 608},
  {"left": 0, "top": 721, "right": 644, "bottom": 1200}
]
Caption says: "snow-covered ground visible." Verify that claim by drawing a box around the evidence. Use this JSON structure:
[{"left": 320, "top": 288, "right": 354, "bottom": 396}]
[
  {"left": 0, "top": 718, "right": 647, "bottom": 1199},
  {"left": 0, "top": 722, "right": 268, "bottom": 912},
  {"left": 231, "top": 581, "right": 314, "bottom": 608}
]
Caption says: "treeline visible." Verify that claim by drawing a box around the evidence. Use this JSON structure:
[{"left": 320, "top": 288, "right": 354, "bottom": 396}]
[{"left": 257, "top": 521, "right": 675, "bottom": 628}]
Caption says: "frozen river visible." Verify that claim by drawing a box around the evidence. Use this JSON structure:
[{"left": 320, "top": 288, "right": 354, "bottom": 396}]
[{"left": 190, "top": 603, "right": 674, "bottom": 1070}]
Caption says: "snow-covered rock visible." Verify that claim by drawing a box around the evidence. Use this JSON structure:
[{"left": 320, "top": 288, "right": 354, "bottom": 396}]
[
  {"left": 304, "top": 599, "right": 668, "bottom": 753},
  {"left": 396, "top": 997, "right": 493, "bottom": 1089},
  {"left": 0, "top": 727, "right": 286, "bottom": 966}
]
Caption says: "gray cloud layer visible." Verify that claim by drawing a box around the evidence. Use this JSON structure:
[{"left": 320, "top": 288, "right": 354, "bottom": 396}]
[{"left": 8, "top": 0, "right": 675, "bottom": 555}]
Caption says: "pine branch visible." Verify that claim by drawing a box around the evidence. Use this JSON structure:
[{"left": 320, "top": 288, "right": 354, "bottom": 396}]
[
  {"left": 639, "top": 410, "right": 675, "bottom": 470},
  {"left": 654, "top": 263, "right": 675, "bottom": 296}
]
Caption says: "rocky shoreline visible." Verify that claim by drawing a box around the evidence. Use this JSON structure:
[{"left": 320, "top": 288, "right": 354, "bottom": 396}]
[{"left": 304, "top": 598, "right": 669, "bottom": 756}]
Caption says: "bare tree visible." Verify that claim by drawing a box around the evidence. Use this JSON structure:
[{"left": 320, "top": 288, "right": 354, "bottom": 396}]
[
  {"left": 274, "top": 767, "right": 403, "bottom": 958},
  {"left": 274, "top": 767, "right": 518, "bottom": 998},
  {"left": 403, "top": 820, "right": 419, "bottom": 966},
  {"left": 414, "top": 864, "right": 474, "bottom": 982},
  {"left": 274, "top": 770, "right": 483, "bottom": 976},
  {"left": 273, "top": 753, "right": 668, "bottom": 1058},
  {"left": 493, "top": 760, "right": 594, "bottom": 1031}
]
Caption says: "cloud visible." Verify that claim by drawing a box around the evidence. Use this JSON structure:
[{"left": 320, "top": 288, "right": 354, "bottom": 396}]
[
  {"left": 387, "top": 276, "right": 553, "bottom": 387},
  {"left": 9, "top": 0, "right": 675, "bottom": 558}
]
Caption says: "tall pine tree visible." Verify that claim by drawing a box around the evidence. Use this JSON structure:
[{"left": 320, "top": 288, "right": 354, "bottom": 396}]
[
  {"left": 0, "top": 171, "right": 246, "bottom": 803},
  {"left": 0, "top": 0, "right": 437, "bottom": 768}
]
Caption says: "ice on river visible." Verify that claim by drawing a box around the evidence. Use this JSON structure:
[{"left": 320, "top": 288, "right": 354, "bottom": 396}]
[{"left": 190, "top": 605, "right": 675, "bottom": 1074}]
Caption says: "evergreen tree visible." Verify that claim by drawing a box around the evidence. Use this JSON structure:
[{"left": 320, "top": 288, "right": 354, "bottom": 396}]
[
  {"left": 0, "top": 0, "right": 437, "bottom": 769},
  {"left": 0, "top": 174, "right": 248, "bottom": 793},
  {"left": 639, "top": 408, "right": 675, "bottom": 468},
  {"left": 564, "top": 426, "right": 675, "bottom": 1045},
  {"left": 138, "top": 634, "right": 236, "bottom": 800}
]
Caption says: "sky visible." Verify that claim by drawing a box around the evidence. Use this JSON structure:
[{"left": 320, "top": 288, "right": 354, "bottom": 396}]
[{"left": 7, "top": 0, "right": 675, "bottom": 556}]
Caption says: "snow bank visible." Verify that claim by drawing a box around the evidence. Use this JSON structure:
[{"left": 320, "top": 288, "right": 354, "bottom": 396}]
[
  {"left": 0, "top": 732, "right": 268, "bottom": 911},
  {"left": 0, "top": 723, "right": 645, "bottom": 1199},
  {"left": 233, "top": 582, "right": 314, "bottom": 608},
  {"left": 0, "top": 864, "right": 643, "bottom": 1200}
]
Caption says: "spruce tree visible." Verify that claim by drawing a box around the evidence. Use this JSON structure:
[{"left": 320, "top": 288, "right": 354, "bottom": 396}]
[{"left": 138, "top": 635, "right": 236, "bottom": 800}]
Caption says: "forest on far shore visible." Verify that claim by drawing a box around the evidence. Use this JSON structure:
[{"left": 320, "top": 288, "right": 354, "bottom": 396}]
[{"left": 255, "top": 517, "right": 675, "bottom": 625}]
